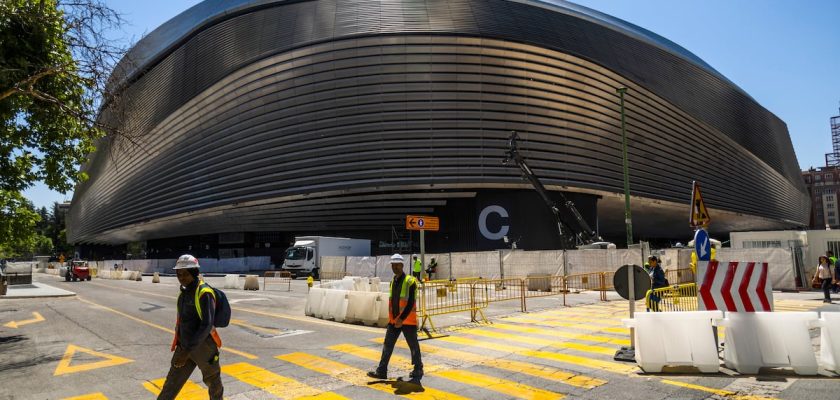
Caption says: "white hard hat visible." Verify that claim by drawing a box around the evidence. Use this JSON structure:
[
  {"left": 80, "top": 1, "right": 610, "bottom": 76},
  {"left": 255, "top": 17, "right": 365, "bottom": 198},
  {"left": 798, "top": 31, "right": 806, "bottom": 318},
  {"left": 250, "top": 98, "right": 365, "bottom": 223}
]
[
  {"left": 390, "top": 254, "right": 405, "bottom": 265},
  {"left": 173, "top": 254, "right": 200, "bottom": 270}
]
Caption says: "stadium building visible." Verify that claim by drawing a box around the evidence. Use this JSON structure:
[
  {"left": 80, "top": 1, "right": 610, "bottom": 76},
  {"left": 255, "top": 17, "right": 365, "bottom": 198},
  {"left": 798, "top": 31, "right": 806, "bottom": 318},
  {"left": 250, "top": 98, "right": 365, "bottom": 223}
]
[{"left": 68, "top": 0, "right": 808, "bottom": 260}]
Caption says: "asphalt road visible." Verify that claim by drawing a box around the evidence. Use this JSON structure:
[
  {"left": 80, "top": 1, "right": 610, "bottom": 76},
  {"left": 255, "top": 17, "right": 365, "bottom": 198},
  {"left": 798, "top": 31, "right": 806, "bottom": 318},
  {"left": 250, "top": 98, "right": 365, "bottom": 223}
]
[{"left": 1, "top": 273, "right": 839, "bottom": 399}]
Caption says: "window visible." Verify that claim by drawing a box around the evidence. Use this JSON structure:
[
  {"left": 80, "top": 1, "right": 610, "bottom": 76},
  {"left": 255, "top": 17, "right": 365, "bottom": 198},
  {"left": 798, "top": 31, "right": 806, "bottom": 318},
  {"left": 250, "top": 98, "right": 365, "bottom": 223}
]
[
  {"left": 805, "top": 176, "right": 811, "bottom": 183},
  {"left": 816, "top": 175, "right": 823, "bottom": 181},
  {"left": 826, "top": 188, "right": 835, "bottom": 194},
  {"left": 830, "top": 219, "right": 837, "bottom": 225},
  {"left": 827, "top": 173, "right": 834, "bottom": 180},
  {"left": 743, "top": 240, "right": 782, "bottom": 249},
  {"left": 828, "top": 211, "right": 836, "bottom": 217}
]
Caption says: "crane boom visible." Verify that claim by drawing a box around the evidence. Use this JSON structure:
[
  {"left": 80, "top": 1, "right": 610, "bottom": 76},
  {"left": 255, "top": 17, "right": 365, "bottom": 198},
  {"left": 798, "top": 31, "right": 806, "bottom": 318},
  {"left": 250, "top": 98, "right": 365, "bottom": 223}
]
[{"left": 502, "top": 131, "right": 600, "bottom": 248}]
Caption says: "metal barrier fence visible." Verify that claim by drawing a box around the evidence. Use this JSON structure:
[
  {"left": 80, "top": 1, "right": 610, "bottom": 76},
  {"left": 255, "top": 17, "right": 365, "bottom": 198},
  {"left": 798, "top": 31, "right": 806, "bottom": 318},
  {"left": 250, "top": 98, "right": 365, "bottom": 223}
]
[
  {"left": 645, "top": 283, "right": 698, "bottom": 312},
  {"left": 263, "top": 271, "right": 292, "bottom": 291},
  {"left": 665, "top": 268, "right": 695, "bottom": 284},
  {"left": 418, "top": 280, "right": 489, "bottom": 334},
  {"left": 563, "top": 272, "right": 611, "bottom": 301}
]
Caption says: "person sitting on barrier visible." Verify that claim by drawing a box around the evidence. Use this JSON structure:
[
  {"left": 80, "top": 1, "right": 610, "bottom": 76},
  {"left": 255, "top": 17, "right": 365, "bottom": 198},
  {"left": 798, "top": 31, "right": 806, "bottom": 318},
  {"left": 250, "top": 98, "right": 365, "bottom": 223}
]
[
  {"left": 425, "top": 258, "right": 438, "bottom": 281},
  {"left": 645, "top": 256, "right": 668, "bottom": 311},
  {"left": 368, "top": 253, "right": 423, "bottom": 387},
  {"left": 813, "top": 255, "right": 835, "bottom": 303}
]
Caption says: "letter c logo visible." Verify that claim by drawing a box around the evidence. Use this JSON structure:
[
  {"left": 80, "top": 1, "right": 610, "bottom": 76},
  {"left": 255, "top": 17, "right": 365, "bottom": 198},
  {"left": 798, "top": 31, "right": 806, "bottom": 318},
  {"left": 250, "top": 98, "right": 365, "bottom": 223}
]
[{"left": 479, "top": 205, "right": 510, "bottom": 240}]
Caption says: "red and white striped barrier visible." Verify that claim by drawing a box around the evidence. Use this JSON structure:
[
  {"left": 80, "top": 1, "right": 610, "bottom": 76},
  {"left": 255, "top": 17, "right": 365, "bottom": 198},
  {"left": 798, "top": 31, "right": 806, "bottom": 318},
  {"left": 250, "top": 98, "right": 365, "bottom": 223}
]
[{"left": 698, "top": 261, "right": 773, "bottom": 312}]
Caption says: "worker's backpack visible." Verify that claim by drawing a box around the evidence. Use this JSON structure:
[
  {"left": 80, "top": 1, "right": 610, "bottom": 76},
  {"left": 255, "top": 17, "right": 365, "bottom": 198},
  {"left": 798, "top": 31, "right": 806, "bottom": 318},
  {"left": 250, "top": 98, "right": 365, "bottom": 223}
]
[{"left": 197, "top": 282, "right": 232, "bottom": 328}]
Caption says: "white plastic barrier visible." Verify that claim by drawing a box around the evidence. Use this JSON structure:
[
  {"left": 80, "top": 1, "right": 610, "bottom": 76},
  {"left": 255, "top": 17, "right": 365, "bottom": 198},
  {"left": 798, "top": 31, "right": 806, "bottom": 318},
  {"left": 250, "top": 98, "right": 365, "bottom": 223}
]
[
  {"left": 718, "top": 312, "right": 819, "bottom": 375},
  {"left": 819, "top": 312, "right": 840, "bottom": 372},
  {"left": 345, "top": 291, "right": 379, "bottom": 324},
  {"left": 305, "top": 288, "right": 326, "bottom": 318},
  {"left": 623, "top": 311, "right": 723, "bottom": 373},
  {"left": 322, "top": 289, "right": 349, "bottom": 321},
  {"left": 377, "top": 294, "right": 390, "bottom": 327},
  {"left": 224, "top": 274, "right": 240, "bottom": 289}
]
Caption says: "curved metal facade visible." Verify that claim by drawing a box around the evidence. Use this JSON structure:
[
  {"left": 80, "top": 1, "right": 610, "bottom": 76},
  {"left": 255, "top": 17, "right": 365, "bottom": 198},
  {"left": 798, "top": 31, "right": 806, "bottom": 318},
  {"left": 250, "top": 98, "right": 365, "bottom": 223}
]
[{"left": 68, "top": 0, "right": 808, "bottom": 245}]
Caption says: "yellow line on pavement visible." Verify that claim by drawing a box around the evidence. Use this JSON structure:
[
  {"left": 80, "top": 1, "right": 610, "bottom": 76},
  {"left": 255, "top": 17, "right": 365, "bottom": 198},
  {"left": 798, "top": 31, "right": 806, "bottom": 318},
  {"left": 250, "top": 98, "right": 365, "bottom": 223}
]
[
  {"left": 88, "top": 282, "right": 381, "bottom": 334},
  {"left": 368, "top": 338, "right": 607, "bottom": 389},
  {"left": 62, "top": 393, "right": 109, "bottom": 400},
  {"left": 143, "top": 378, "right": 208, "bottom": 399},
  {"left": 660, "top": 380, "right": 778, "bottom": 400},
  {"left": 276, "top": 352, "right": 469, "bottom": 400},
  {"left": 503, "top": 316, "right": 630, "bottom": 334},
  {"left": 435, "top": 369, "right": 564, "bottom": 400},
  {"left": 470, "top": 323, "right": 631, "bottom": 347},
  {"left": 439, "top": 336, "right": 636, "bottom": 374},
  {"left": 328, "top": 344, "right": 566, "bottom": 400},
  {"left": 77, "top": 296, "right": 258, "bottom": 360},
  {"left": 222, "top": 362, "right": 346, "bottom": 399}
]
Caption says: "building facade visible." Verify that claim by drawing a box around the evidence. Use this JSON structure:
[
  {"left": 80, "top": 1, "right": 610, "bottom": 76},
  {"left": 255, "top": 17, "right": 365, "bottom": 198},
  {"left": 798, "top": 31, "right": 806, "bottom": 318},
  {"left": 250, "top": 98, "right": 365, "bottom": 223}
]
[{"left": 68, "top": 0, "right": 809, "bottom": 259}]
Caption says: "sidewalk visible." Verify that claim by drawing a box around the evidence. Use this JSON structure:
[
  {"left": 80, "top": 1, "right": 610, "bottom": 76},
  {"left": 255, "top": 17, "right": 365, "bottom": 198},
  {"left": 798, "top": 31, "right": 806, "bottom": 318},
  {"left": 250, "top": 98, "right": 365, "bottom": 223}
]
[{"left": 1, "top": 282, "right": 75, "bottom": 299}]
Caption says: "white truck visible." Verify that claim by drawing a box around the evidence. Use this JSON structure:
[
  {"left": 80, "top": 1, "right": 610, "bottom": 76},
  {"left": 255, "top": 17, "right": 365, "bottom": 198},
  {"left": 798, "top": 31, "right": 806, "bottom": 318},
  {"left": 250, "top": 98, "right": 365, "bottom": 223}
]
[{"left": 281, "top": 236, "right": 370, "bottom": 278}]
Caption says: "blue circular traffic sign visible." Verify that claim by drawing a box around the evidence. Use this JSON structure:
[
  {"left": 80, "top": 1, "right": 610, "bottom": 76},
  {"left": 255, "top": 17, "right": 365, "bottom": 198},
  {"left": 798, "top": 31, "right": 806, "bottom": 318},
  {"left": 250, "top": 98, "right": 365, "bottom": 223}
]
[{"left": 694, "top": 228, "right": 711, "bottom": 261}]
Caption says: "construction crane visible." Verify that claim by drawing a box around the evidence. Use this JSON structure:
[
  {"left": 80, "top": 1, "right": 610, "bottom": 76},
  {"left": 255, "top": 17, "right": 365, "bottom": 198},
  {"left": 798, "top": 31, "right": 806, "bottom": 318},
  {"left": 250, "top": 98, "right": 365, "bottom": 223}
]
[{"left": 502, "top": 131, "right": 601, "bottom": 249}]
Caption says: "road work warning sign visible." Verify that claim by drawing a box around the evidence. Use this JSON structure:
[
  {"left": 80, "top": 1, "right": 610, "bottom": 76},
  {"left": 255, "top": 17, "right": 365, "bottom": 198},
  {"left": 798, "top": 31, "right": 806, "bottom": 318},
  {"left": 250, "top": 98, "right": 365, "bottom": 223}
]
[{"left": 690, "top": 181, "right": 711, "bottom": 227}]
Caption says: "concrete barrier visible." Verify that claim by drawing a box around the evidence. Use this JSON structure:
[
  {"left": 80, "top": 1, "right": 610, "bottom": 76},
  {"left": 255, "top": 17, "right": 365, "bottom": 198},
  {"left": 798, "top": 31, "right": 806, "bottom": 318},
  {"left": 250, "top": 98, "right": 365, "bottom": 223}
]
[
  {"left": 819, "top": 312, "right": 840, "bottom": 372},
  {"left": 719, "top": 311, "right": 819, "bottom": 375},
  {"left": 623, "top": 311, "right": 723, "bottom": 373},
  {"left": 243, "top": 275, "right": 259, "bottom": 290}
]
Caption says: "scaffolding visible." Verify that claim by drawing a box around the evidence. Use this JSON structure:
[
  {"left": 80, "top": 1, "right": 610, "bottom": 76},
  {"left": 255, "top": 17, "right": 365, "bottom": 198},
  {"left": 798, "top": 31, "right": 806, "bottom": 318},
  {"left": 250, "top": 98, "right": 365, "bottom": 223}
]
[{"left": 825, "top": 106, "right": 840, "bottom": 166}]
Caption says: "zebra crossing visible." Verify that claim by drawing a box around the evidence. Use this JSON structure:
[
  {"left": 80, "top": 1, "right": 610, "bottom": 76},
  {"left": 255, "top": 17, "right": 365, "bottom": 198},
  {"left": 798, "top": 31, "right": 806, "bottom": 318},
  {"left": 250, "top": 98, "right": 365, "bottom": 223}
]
[{"left": 63, "top": 298, "right": 820, "bottom": 400}]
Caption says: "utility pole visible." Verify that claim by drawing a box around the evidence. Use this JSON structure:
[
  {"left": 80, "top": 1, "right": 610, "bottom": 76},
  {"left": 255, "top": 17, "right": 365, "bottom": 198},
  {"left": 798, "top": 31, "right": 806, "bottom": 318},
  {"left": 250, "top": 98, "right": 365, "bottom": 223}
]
[{"left": 617, "top": 87, "right": 633, "bottom": 246}]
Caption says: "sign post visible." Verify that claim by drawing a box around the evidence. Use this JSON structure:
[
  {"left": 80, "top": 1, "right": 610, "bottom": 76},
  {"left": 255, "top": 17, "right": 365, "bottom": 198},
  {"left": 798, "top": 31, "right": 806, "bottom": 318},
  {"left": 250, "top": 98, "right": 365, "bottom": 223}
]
[{"left": 406, "top": 215, "right": 439, "bottom": 280}]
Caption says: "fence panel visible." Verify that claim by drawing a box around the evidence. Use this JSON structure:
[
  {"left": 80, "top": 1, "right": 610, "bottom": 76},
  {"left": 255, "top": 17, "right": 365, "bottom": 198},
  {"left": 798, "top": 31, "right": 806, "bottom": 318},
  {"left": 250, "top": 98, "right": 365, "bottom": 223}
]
[
  {"left": 500, "top": 250, "right": 564, "bottom": 277},
  {"left": 646, "top": 283, "right": 698, "bottom": 311},
  {"left": 449, "top": 251, "right": 501, "bottom": 279}
]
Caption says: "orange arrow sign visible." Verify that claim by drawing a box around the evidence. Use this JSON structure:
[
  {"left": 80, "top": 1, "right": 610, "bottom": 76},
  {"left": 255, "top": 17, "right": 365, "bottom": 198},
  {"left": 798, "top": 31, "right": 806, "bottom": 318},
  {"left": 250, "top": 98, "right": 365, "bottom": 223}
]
[
  {"left": 405, "top": 215, "right": 439, "bottom": 231},
  {"left": 4, "top": 312, "right": 45, "bottom": 328}
]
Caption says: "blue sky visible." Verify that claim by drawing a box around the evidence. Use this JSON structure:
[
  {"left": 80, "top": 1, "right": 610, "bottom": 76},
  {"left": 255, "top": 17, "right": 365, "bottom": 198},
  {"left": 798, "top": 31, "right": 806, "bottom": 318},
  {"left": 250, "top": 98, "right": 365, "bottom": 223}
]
[{"left": 24, "top": 0, "right": 840, "bottom": 209}]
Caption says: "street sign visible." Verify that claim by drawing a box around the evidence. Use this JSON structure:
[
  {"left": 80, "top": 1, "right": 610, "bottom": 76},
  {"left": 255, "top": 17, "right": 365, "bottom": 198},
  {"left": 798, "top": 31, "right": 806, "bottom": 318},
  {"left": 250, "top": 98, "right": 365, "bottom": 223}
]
[
  {"left": 689, "top": 181, "right": 711, "bottom": 227},
  {"left": 406, "top": 215, "right": 439, "bottom": 231},
  {"left": 694, "top": 228, "right": 711, "bottom": 262},
  {"left": 613, "top": 264, "right": 651, "bottom": 300},
  {"left": 698, "top": 260, "right": 773, "bottom": 312}
]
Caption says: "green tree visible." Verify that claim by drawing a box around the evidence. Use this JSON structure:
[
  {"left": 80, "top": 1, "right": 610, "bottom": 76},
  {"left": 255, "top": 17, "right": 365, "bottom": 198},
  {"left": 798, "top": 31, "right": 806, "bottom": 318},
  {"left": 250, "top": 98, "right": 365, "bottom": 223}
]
[
  {"left": 0, "top": 191, "right": 40, "bottom": 257},
  {"left": 1, "top": 0, "right": 126, "bottom": 252}
]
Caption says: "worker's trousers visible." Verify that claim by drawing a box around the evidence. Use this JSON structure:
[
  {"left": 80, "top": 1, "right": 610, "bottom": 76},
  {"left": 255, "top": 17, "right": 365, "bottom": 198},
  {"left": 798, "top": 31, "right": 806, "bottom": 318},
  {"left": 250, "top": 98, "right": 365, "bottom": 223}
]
[
  {"left": 376, "top": 323, "right": 423, "bottom": 379},
  {"left": 158, "top": 336, "right": 223, "bottom": 400}
]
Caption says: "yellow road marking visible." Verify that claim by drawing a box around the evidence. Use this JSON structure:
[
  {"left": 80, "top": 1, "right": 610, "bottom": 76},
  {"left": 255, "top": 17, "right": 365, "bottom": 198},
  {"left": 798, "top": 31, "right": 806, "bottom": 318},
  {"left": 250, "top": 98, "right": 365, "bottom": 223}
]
[
  {"left": 4, "top": 311, "right": 45, "bottom": 328},
  {"left": 77, "top": 296, "right": 258, "bottom": 360},
  {"left": 439, "top": 336, "right": 636, "bottom": 374},
  {"left": 62, "top": 393, "right": 109, "bottom": 400},
  {"left": 54, "top": 344, "right": 133, "bottom": 376},
  {"left": 661, "top": 379, "right": 777, "bottom": 400},
  {"left": 328, "top": 344, "right": 566, "bottom": 400},
  {"left": 222, "top": 362, "right": 346, "bottom": 399},
  {"left": 143, "top": 378, "right": 208, "bottom": 399},
  {"left": 276, "top": 352, "right": 469, "bottom": 400},
  {"left": 434, "top": 369, "right": 564, "bottom": 400},
  {"left": 467, "top": 323, "right": 631, "bottom": 347},
  {"left": 88, "top": 282, "right": 382, "bottom": 333},
  {"left": 536, "top": 313, "right": 624, "bottom": 325},
  {"left": 503, "top": 316, "right": 630, "bottom": 334},
  {"left": 369, "top": 338, "right": 606, "bottom": 389}
]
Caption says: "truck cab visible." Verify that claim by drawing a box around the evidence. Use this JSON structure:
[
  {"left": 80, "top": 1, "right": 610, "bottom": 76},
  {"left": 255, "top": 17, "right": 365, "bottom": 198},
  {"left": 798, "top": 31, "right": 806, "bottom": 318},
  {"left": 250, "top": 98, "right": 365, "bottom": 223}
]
[{"left": 282, "top": 243, "right": 317, "bottom": 278}]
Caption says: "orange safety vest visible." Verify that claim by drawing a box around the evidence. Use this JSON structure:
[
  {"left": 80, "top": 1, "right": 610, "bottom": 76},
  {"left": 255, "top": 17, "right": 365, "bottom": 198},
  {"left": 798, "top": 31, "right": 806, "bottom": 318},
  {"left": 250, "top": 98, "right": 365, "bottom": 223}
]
[
  {"left": 171, "top": 280, "right": 222, "bottom": 351},
  {"left": 388, "top": 274, "right": 418, "bottom": 326}
]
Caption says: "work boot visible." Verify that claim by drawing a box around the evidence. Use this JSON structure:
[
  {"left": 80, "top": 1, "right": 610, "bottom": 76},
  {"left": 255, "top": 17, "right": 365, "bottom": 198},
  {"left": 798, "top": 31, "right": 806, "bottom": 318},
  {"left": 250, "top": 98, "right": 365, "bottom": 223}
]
[
  {"left": 367, "top": 370, "right": 387, "bottom": 379},
  {"left": 409, "top": 370, "right": 423, "bottom": 381}
]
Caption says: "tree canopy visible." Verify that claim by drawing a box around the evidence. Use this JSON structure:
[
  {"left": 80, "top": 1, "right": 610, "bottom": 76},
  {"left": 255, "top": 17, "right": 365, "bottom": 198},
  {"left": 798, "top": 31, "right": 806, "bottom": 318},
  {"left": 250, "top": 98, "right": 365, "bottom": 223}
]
[{"left": 1, "top": 0, "right": 126, "bottom": 253}]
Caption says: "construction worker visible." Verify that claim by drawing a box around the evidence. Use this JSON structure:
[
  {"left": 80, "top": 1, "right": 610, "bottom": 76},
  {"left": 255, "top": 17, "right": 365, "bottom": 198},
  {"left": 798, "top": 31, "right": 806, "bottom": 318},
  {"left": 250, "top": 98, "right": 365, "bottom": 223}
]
[
  {"left": 158, "top": 255, "right": 223, "bottom": 400},
  {"left": 412, "top": 255, "right": 422, "bottom": 280},
  {"left": 368, "top": 254, "right": 423, "bottom": 386}
]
